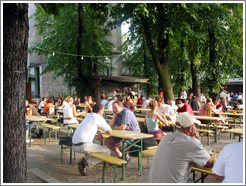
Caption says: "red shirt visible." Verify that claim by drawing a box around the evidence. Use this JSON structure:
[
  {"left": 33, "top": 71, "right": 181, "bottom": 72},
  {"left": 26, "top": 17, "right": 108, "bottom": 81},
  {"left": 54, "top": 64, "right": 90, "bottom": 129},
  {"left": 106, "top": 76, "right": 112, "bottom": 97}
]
[
  {"left": 177, "top": 103, "right": 194, "bottom": 115},
  {"left": 123, "top": 101, "right": 135, "bottom": 111},
  {"left": 216, "top": 104, "right": 224, "bottom": 113},
  {"left": 137, "top": 98, "right": 143, "bottom": 105}
]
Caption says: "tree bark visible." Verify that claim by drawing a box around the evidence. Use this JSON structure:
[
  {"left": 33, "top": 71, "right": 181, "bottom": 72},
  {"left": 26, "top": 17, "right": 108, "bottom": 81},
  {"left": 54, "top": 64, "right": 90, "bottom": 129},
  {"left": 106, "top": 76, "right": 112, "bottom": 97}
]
[{"left": 3, "top": 3, "right": 29, "bottom": 183}]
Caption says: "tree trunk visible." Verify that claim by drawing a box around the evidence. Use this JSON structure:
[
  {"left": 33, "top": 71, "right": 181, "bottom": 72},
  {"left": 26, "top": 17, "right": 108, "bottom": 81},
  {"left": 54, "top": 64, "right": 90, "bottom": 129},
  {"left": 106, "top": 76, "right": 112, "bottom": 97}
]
[
  {"left": 190, "top": 60, "right": 201, "bottom": 98},
  {"left": 3, "top": 3, "right": 29, "bottom": 183},
  {"left": 208, "top": 26, "right": 217, "bottom": 100}
]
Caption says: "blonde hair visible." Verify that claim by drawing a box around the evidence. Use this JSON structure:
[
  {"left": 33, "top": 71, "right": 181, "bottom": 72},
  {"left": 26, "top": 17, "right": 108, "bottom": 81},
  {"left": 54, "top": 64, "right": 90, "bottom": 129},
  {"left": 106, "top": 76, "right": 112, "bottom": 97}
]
[
  {"left": 65, "top": 96, "right": 73, "bottom": 103},
  {"left": 149, "top": 100, "right": 158, "bottom": 111}
]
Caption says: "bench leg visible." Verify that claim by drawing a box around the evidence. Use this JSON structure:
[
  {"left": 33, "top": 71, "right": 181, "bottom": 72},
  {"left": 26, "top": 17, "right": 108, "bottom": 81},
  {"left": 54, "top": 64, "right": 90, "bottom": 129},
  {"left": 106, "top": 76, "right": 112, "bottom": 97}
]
[
  {"left": 102, "top": 162, "right": 106, "bottom": 183},
  {"left": 70, "top": 148, "right": 72, "bottom": 164},
  {"left": 61, "top": 144, "right": 63, "bottom": 164}
]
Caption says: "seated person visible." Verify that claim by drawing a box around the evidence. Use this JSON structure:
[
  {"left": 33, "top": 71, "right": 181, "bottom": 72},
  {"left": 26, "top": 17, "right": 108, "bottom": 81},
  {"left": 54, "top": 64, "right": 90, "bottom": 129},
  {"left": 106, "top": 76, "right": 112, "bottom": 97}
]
[
  {"left": 123, "top": 96, "right": 136, "bottom": 111},
  {"left": 176, "top": 100, "right": 194, "bottom": 115},
  {"left": 43, "top": 97, "right": 55, "bottom": 114},
  {"left": 104, "top": 100, "right": 140, "bottom": 162},
  {"left": 233, "top": 99, "right": 243, "bottom": 110},
  {"left": 25, "top": 100, "right": 43, "bottom": 139},
  {"left": 190, "top": 96, "right": 199, "bottom": 111},
  {"left": 137, "top": 95, "right": 144, "bottom": 105},
  {"left": 63, "top": 96, "right": 87, "bottom": 125},
  {"left": 73, "top": 95, "right": 79, "bottom": 105},
  {"left": 212, "top": 142, "right": 243, "bottom": 183},
  {"left": 145, "top": 100, "right": 168, "bottom": 144},
  {"left": 38, "top": 97, "right": 47, "bottom": 113}
]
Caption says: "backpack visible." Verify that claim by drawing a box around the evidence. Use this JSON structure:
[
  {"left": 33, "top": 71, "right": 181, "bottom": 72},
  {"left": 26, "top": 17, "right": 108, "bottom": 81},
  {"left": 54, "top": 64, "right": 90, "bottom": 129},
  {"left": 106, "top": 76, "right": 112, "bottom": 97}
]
[{"left": 129, "top": 137, "right": 157, "bottom": 157}]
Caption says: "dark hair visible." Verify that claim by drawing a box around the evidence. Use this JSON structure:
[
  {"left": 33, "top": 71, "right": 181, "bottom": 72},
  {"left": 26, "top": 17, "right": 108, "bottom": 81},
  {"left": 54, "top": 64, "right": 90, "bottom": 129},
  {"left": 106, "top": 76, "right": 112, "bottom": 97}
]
[
  {"left": 42, "top": 97, "right": 46, "bottom": 101},
  {"left": 175, "top": 100, "right": 182, "bottom": 105},
  {"left": 92, "top": 104, "right": 104, "bottom": 113},
  {"left": 147, "top": 95, "right": 152, "bottom": 99},
  {"left": 238, "top": 99, "right": 243, "bottom": 104}
]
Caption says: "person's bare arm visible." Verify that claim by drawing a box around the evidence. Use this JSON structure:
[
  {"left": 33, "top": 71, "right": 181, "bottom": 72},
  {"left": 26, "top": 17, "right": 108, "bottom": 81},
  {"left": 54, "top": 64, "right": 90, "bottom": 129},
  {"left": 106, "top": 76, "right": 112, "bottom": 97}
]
[
  {"left": 109, "top": 114, "right": 116, "bottom": 128},
  {"left": 204, "top": 156, "right": 214, "bottom": 167},
  {"left": 156, "top": 112, "right": 168, "bottom": 126},
  {"left": 115, "top": 124, "right": 127, "bottom": 130},
  {"left": 214, "top": 174, "right": 225, "bottom": 181}
]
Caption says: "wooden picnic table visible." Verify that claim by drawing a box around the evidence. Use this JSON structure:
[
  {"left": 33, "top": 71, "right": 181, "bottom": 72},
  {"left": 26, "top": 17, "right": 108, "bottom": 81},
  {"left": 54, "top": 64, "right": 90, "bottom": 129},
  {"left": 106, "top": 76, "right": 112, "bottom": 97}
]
[
  {"left": 108, "top": 129, "right": 153, "bottom": 180},
  {"left": 226, "top": 109, "right": 243, "bottom": 113},
  {"left": 224, "top": 128, "right": 243, "bottom": 142},
  {"left": 26, "top": 115, "right": 53, "bottom": 146},
  {"left": 194, "top": 116, "right": 223, "bottom": 144}
]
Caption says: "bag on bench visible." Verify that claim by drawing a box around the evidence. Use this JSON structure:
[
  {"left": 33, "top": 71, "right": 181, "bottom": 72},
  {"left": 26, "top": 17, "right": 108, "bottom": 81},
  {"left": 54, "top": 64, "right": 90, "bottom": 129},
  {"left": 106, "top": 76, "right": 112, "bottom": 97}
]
[
  {"left": 130, "top": 137, "right": 156, "bottom": 157},
  {"left": 59, "top": 136, "right": 72, "bottom": 146}
]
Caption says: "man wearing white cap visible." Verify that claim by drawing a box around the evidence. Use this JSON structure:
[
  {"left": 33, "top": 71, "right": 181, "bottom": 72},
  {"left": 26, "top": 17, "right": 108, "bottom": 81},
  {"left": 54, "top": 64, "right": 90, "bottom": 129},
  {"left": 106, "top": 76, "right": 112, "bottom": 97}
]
[{"left": 149, "top": 113, "right": 214, "bottom": 183}]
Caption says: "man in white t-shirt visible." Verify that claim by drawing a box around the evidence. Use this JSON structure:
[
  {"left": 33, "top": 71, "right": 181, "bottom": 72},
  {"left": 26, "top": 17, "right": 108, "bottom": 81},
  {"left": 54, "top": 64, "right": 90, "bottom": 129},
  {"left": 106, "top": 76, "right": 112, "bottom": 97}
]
[
  {"left": 100, "top": 96, "right": 110, "bottom": 108},
  {"left": 212, "top": 142, "right": 243, "bottom": 183},
  {"left": 107, "top": 96, "right": 116, "bottom": 110},
  {"left": 141, "top": 95, "right": 152, "bottom": 115},
  {"left": 156, "top": 97, "right": 176, "bottom": 121},
  {"left": 149, "top": 113, "right": 213, "bottom": 183},
  {"left": 72, "top": 104, "right": 112, "bottom": 176}
]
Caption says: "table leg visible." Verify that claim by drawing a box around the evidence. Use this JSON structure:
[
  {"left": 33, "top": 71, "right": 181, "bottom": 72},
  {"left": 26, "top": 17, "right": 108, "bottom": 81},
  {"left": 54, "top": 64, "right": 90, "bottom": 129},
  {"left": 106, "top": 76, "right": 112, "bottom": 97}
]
[
  {"left": 122, "top": 139, "right": 125, "bottom": 181},
  {"left": 214, "top": 122, "right": 218, "bottom": 143},
  {"left": 43, "top": 121, "right": 46, "bottom": 145},
  {"left": 29, "top": 122, "right": 32, "bottom": 147},
  {"left": 239, "top": 134, "right": 241, "bottom": 142},
  {"left": 140, "top": 139, "right": 143, "bottom": 175}
]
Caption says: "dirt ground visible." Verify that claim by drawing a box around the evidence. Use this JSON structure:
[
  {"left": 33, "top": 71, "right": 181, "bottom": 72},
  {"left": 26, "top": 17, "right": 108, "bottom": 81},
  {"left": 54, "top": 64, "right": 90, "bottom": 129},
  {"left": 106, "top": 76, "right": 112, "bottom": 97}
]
[{"left": 26, "top": 126, "right": 241, "bottom": 183}]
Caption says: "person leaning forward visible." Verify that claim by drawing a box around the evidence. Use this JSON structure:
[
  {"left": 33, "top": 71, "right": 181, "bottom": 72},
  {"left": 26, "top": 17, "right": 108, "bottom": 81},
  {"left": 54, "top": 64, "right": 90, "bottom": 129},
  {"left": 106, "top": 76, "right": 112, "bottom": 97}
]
[
  {"left": 104, "top": 100, "right": 140, "bottom": 163},
  {"left": 72, "top": 104, "right": 112, "bottom": 176},
  {"left": 148, "top": 113, "right": 214, "bottom": 183}
]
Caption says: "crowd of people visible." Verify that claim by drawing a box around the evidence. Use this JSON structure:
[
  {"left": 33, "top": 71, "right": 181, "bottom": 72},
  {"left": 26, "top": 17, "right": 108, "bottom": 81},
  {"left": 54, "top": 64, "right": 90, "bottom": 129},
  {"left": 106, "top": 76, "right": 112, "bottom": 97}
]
[{"left": 25, "top": 87, "right": 243, "bottom": 183}]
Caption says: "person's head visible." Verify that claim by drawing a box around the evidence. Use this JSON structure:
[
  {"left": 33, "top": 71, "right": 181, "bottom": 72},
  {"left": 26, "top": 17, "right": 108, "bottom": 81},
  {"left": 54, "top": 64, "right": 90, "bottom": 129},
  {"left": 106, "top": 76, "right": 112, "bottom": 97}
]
[
  {"left": 220, "top": 88, "right": 224, "bottom": 92},
  {"left": 87, "top": 96, "right": 92, "bottom": 102},
  {"left": 215, "top": 98, "right": 221, "bottom": 105},
  {"left": 154, "top": 95, "right": 161, "bottom": 101},
  {"left": 101, "top": 90, "right": 105, "bottom": 93},
  {"left": 147, "top": 95, "right": 152, "bottom": 100},
  {"left": 112, "top": 96, "right": 116, "bottom": 100},
  {"left": 175, "top": 100, "right": 184, "bottom": 108},
  {"left": 65, "top": 96, "right": 73, "bottom": 103},
  {"left": 221, "top": 97, "right": 226, "bottom": 104},
  {"left": 192, "top": 96, "right": 196, "bottom": 100},
  {"left": 92, "top": 104, "right": 104, "bottom": 116},
  {"left": 106, "top": 96, "right": 110, "bottom": 101},
  {"left": 156, "top": 97, "right": 164, "bottom": 108},
  {"left": 167, "top": 97, "right": 172, "bottom": 102},
  {"left": 140, "top": 95, "right": 143, "bottom": 98},
  {"left": 47, "top": 97, "right": 54, "bottom": 104},
  {"left": 117, "top": 96, "right": 124, "bottom": 102},
  {"left": 112, "top": 100, "right": 124, "bottom": 115},
  {"left": 73, "top": 95, "right": 77, "bottom": 100},
  {"left": 175, "top": 113, "right": 201, "bottom": 137},
  {"left": 25, "top": 100, "right": 29, "bottom": 107},
  {"left": 149, "top": 100, "right": 158, "bottom": 111},
  {"left": 84, "top": 95, "right": 88, "bottom": 101},
  {"left": 159, "top": 87, "right": 162, "bottom": 92},
  {"left": 42, "top": 97, "right": 47, "bottom": 102},
  {"left": 237, "top": 99, "right": 243, "bottom": 105},
  {"left": 178, "top": 93, "right": 183, "bottom": 98},
  {"left": 206, "top": 98, "right": 212, "bottom": 104},
  {"left": 126, "top": 97, "right": 130, "bottom": 102}
]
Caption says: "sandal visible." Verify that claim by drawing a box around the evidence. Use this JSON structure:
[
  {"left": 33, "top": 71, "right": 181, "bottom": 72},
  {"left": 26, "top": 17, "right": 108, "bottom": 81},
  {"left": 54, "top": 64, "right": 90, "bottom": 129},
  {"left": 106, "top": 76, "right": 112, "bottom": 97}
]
[{"left": 78, "top": 157, "right": 88, "bottom": 176}]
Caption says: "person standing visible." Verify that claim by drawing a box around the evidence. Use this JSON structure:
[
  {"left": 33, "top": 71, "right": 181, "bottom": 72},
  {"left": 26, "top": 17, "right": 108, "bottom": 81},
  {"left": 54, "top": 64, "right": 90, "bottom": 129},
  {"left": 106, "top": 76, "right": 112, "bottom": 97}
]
[
  {"left": 159, "top": 88, "right": 164, "bottom": 99},
  {"left": 104, "top": 100, "right": 140, "bottom": 162},
  {"left": 72, "top": 104, "right": 112, "bottom": 176},
  {"left": 148, "top": 113, "right": 213, "bottom": 183},
  {"left": 212, "top": 142, "right": 243, "bottom": 183},
  {"left": 216, "top": 88, "right": 228, "bottom": 105}
]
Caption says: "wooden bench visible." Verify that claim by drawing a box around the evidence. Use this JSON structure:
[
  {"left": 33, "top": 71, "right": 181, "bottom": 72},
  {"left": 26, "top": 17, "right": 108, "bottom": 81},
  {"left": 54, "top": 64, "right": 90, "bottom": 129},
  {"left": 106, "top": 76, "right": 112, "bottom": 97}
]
[
  {"left": 141, "top": 147, "right": 157, "bottom": 172},
  {"left": 39, "top": 123, "right": 60, "bottom": 143},
  {"left": 87, "top": 152, "right": 127, "bottom": 183},
  {"left": 27, "top": 168, "right": 61, "bottom": 183}
]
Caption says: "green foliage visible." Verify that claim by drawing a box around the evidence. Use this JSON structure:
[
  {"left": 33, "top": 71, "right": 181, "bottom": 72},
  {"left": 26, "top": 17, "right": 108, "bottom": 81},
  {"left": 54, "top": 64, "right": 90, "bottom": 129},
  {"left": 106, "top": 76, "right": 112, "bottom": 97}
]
[{"left": 29, "top": 3, "right": 115, "bottom": 96}]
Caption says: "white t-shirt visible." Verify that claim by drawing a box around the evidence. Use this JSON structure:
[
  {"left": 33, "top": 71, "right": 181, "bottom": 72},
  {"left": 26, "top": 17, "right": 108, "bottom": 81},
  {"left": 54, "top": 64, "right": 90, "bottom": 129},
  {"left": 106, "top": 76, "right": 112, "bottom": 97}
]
[
  {"left": 72, "top": 113, "right": 111, "bottom": 144},
  {"left": 107, "top": 100, "right": 115, "bottom": 110},
  {"left": 212, "top": 142, "right": 243, "bottom": 183},
  {"left": 38, "top": 101, "right": 45, "bottom": 109},
  {"left": 141, "top": 99, "right": 150, "bottom": 114},
  {"left": 101, "top": 99, "right": 109, "bottom": 107},
  {"left": 157, "top": 104, "right": 176, "bottom": 121},
  {"left": 149, "top": 131, "right": 210, "bottom": 183}
]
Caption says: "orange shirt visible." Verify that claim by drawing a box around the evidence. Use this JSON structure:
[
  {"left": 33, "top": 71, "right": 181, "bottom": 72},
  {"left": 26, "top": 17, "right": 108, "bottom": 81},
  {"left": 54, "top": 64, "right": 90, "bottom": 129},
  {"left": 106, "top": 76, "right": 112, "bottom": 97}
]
[{"left": 44, "top": 103, "right": 53, "bottom": 113}]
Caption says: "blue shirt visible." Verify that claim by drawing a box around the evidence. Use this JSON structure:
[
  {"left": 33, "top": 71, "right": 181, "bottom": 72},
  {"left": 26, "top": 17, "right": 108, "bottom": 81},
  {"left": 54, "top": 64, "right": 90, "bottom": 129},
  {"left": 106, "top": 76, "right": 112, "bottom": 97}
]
[{"left": 115, "top": 108, "right": 140, "bottom": 132}]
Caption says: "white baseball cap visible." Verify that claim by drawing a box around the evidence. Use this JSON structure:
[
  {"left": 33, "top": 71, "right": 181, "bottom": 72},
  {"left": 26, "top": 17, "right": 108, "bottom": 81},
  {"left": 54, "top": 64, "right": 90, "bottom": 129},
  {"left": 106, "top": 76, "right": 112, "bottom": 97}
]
[{"left": 175, "top": 113, "right": 201, "bottom": 128}]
